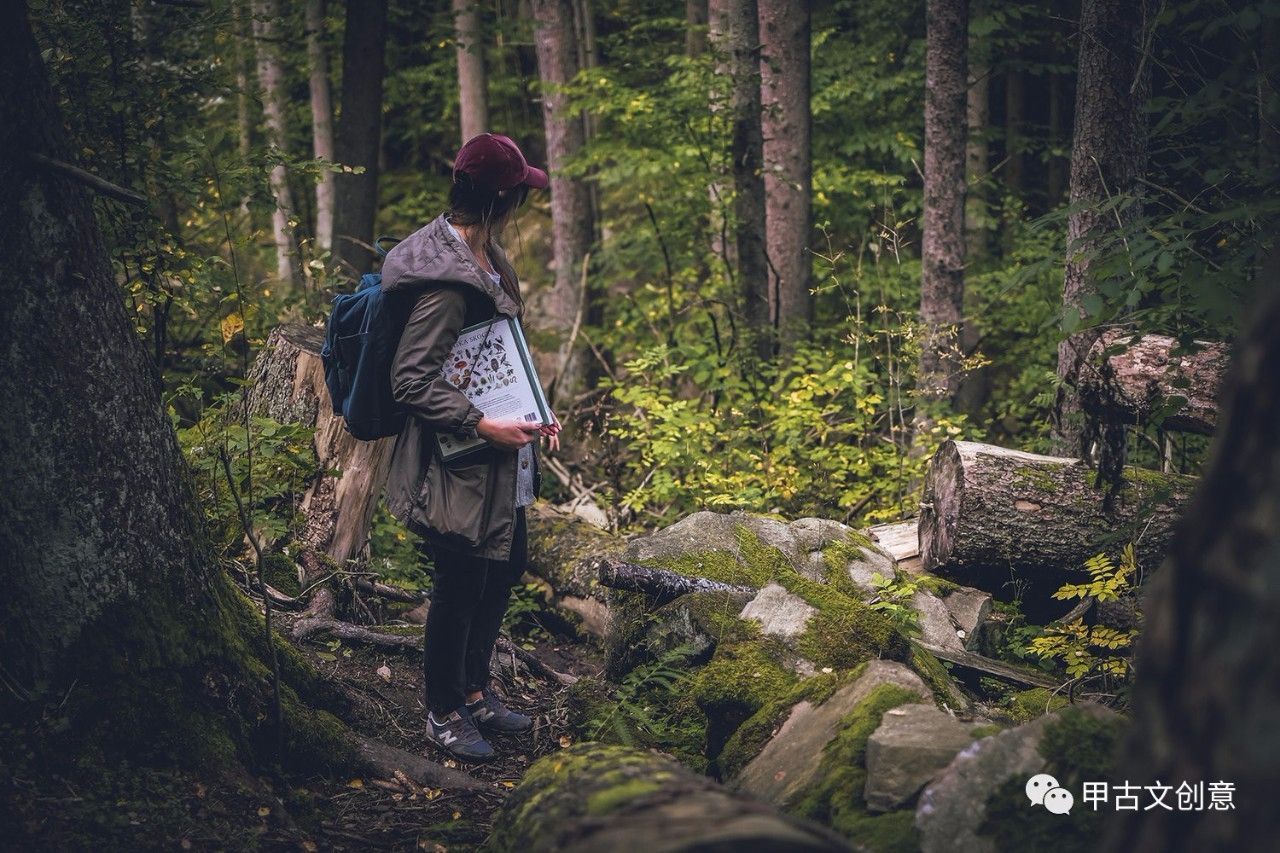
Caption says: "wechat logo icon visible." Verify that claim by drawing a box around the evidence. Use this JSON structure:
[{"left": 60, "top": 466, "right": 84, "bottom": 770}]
[{"left": 1026, "top": 774, "right": 1074, "bottom": 815}]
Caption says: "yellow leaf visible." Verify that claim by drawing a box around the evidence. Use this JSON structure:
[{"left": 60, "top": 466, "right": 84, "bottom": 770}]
[
  {"left": 559, "top": 735, "right": 572, "bottom": 748},
  {"left": 347, "top": 778, "right": 364, "bottom": 789},
  {"left": 257, "top": 806, "right": 271, "bottom": 817},
  {"left": 221, "top": 312, "right": 244, "bottom": 343}
]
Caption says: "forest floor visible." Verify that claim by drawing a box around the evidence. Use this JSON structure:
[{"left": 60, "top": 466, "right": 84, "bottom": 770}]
[
  {"left": 272, "top": 609, "right": 602, "bottom": 852},
  {"left": 0, "top": 599, "right": 602, "bottom": 852}
]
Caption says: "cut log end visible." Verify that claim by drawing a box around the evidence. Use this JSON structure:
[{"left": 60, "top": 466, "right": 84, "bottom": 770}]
[{"left": 919, "top": 439, "right": 962, "bottom": 573}]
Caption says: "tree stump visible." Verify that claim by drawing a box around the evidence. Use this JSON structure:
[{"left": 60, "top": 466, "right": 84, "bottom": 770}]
[
  {"left": 1078, "top": 330, "right": 1230, "bottom": 435},
  {"left": 919, "top": 440, "right": 1196, "bottom": 580},
  {"left": 486, "top": 742, "right": 849, "bottom": 853},
  {"left": 243, "top": 324, "right": 396, "bottom": 620}
]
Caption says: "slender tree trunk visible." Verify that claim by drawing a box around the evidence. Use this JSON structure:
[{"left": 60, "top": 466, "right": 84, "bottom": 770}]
[
  {"left": 233, "top": 0, "right": 255, "bottom": 221},
  {"left": 307, "top": 0, "right": 336, "bottom": 252},
  {"left": 1003, "top": 64, "right": 1024, "bottom": 200},
  {"left": 453, "top": 0, "right": 490, "bottom": 144},
  {"left": 759, "top": 0, "right": 813, "bottom": 352},
  {"left": 251, "top": 0, "right": 300, "bottom": 287},
  {"left": 686, "top": 0, "right": 708, "bottom": 57},
  {"left": 919, "top": 0, "right": 969, "bottom": 404},
  {"left": 1046, "top": 71, "right": 1068, "bottom": 204},
  {"left": 707, "top": 0, "right": 734, "bottom": 278},
  {"left": 331, "top": 0, "right": 389, "bottom": 279},
  {"left": 1105, "top": 283, "right": 1280, "bottom": 853},
  {"left": 712, "top": 0, "right": 770, "bottom": 360},
  {"left": 1053, "top": 0, "right": 1151, "bottom": 455},
  {"left": 964, "top": 0, "right": 989, "bottom": 262},
  {"left": 530, "top": 0, "right": 595, "bottom": 406}
]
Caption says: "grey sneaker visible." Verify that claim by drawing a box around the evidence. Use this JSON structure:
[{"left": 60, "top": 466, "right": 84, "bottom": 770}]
[
  {"left": 466, "top": 687, "right": 533, "bottom": 734},
  {"left": 426, "top": 708, "right": 495, "bottom": 762}
]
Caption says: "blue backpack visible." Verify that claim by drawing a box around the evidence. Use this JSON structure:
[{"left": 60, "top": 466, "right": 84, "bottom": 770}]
[{"left": 321, "top": 238, "right": 409, "bottom": 441}]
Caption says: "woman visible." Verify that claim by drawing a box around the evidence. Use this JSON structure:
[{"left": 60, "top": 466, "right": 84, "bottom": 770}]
[{"left": 380, "top": 133, "right": 560, "bottom": 762}]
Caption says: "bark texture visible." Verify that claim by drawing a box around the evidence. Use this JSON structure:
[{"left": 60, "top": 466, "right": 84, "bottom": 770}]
[
  {"left": 759, "top": 0, "right": 812, "bottom": 351},
  {"left": 306, "top": 0, "right": 336, "bottom": 251},
  {"left": 964, "top": 0, "right": 989, "bottom": 261},
  {"left": 530, "top": 0, "right": 595, "bottom": 405},
  {"left": 712, "top": 0, "right": 770, "bottom": 360},
  {"left": 1077, "top": 330, "right": 1230, "bottom": 435},
  {"left": 526, "top": 502, "right": 625, "bottom": 637},
  {"left": 686, "top": 0, "right": 708, "bottom": 56},
  {"left": 251, "top": 0, "right": 300, "bottom": 287},
  {"left": 332, "top": 0, "right": 388, "bottom": 279},
  {"left": 487, "top": 743, "right": 849, "bottom": 852},
  {"left": 242, "top": 324, "right": 396, "bottom": 621},
  {"left": 1105, "top": 284, "right": 1280, "bottom": 853},
  {"left": 920, "top": 0, "right": 969, "bottom": 401},
  {"left": 919, "top": 440, "right": 1196, "bottom": 580},
  {"left": 453, "top": 0, "right": 489, "bottom": 144},
  {"left": 1054, "top": 0, "right": 1152, "bottom": 453}
]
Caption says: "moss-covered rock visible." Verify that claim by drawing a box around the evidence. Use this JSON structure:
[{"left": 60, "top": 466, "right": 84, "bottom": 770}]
[{"left": 486, "top": 742, "right": 848, "bottom": 853}]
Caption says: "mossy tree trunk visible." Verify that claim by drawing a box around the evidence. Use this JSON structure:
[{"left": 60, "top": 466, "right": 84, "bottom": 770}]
[
  {"left": 919, "top": 440, "right": 1196, "bottom": 580},
  {"left": 0, "top": 8, "right": 466, "bottom": 829},
  {"left": 1107, "top": 285, "right": 1280, "bottom": 852}
]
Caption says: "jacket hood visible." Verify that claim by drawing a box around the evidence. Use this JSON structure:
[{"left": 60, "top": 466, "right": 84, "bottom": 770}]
[{"left": 379, "top": 212, "right": 521, "bottom": 318}]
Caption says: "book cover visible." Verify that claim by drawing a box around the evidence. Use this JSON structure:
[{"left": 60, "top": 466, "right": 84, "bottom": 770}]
[{"left": 435, "top": 315, "right": 552, "bottom": 462}]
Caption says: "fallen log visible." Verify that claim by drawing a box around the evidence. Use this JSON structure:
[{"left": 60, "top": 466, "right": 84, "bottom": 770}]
[
  {"left": 526, "top": 502, "right": 627, "bottom": 637},
  {"left": 919, "top": 440, "right": 1196, "bottom": 579},
  {"left": 1078, "top": 329, "right": 1229, "bottom": 435},
  {"left": 487, "top": 742, "right": 850, "bottom": 852},
  {"left": 595, "top": 556, "right": 756, "bottom": 604}
]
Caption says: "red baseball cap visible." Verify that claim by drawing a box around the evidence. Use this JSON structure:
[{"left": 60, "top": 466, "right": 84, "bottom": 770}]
[{"left": 453, "top": 133, "right": 549, "bottom": 192}]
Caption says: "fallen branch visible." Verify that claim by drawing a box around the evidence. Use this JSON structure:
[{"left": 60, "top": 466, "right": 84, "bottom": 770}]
[
  {"left": 917, "top": 642, "right": 1059, "bottom": 689},
  {"left": 495, "top": 636, "right": 578, "bottom": 686},
  {"left": 595, "top": 556, "right": 756, "bottom": 604},
  {"left": 351, "top": 733, "right": 484, "bottom": 792},
  {"left": 292, "top": 617, "right": 419, "bottom": 650},
  {"left": 351, "top": 577, "right": 427, "bottom": 603}
]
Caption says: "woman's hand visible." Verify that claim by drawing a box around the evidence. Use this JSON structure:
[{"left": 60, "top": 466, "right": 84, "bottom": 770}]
[
  {"left": 476, "top": 417, "right": 541, "bottom": 451},
  {"left": 539, "top": 412, "right": 562, "bottom": 452}
]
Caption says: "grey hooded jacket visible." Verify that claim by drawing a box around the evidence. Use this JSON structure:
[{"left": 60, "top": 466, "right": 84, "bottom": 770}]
[{"left": 382, "top": 212, "right": 541, "bottom": 561}]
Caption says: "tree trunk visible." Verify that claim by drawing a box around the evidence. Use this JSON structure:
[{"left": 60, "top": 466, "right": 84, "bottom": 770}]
[
  {"left": 1104, "top": 282, "right": 1280, "bottom": 853},
  {"left": 686, "top": 0, "right": 708, "bottom": 57},
  {"left": 453, "top": 0, "right": 489, "bottom": 145},
  {"left": 487, "top": 743, "right": 850, "bottom": 852},
  {"left": 1054, "top": 0, "right": 1151, "bottom": 454},
  {"left": 331, "top": 0, "right": 388, "bottom": 279},
  {"left": 1077, "top": 330, "right": 1231, "bottom": 436},
  {"left": 919, "top": 440, "right": 1196, "bottom": 581},
  {"left": 306, "top": 0, "right": 336, "bottom": 252},
  {"left": 242, "top": 324, "right": 397, "bottom": 622},
  {"left": 919, "top": 0, "right": 969, "bottom": 403},
  {"left": 1046, "top": 71, "right": 1068, "bottom": 205},
  {"left": 233, "top": 0, "right": 255, "bottom": 221},
  {"left": 712, "top": 0, "right": 770, "bottom": 360},
  {"left": 964, "top": 21, "right": 990, "bottom": 262},
  {"left": 251, "top": 0, "right": 301, "bottom": 287},
  {"left": 759, "top": 0, "right": 812, "bottom": 352},
  {"left": 530, "top": 0, "right": 595, "bottom": 407},
  {"left": 1003, "top": 64, "right": 1024, "bottom": 201},
  {"left": 526, "top": 502, "right": 625, "bottom": 637}
]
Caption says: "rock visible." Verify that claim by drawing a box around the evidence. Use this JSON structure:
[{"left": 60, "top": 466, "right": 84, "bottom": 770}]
[
  {"left": 739, "top": 583, "right": 819, "bottom": 640},
  {"left": 915, "top": 703, "right": 1119, "bottom": 853},
  {"left": 941, "top": 587, "right": 992, "bottom": 650},
  {"left": 733, "top": 660, "right": 933, "bottom": 808},
  {"left": 864, "top": 704, "right": 983, "bottom": 812},
  {"left": 623, "top": 509, "right": 896, "bottom": 595},
  {"left": 911, "top": 590, "right": 967, "bottom": 652}
]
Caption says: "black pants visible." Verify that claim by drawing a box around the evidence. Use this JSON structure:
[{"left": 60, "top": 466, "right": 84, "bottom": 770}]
[{"left": 420, "top": 506, "right": 527, "bottom": 716}]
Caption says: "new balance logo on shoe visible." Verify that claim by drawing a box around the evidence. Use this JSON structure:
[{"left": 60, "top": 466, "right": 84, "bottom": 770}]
[{"left": 439, "top": 729, "right": 458, "bottom": 746}]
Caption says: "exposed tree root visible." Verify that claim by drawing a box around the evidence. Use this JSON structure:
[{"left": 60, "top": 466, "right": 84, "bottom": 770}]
[
  {"left": 351, "top": 733, "right": 485, "bottom": 792},
  {"left": 292, "top": 617, "right": 419, "bottom": 649},
  {"left": 594, "top": 556, "right": 756, "bottom": 604}
]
